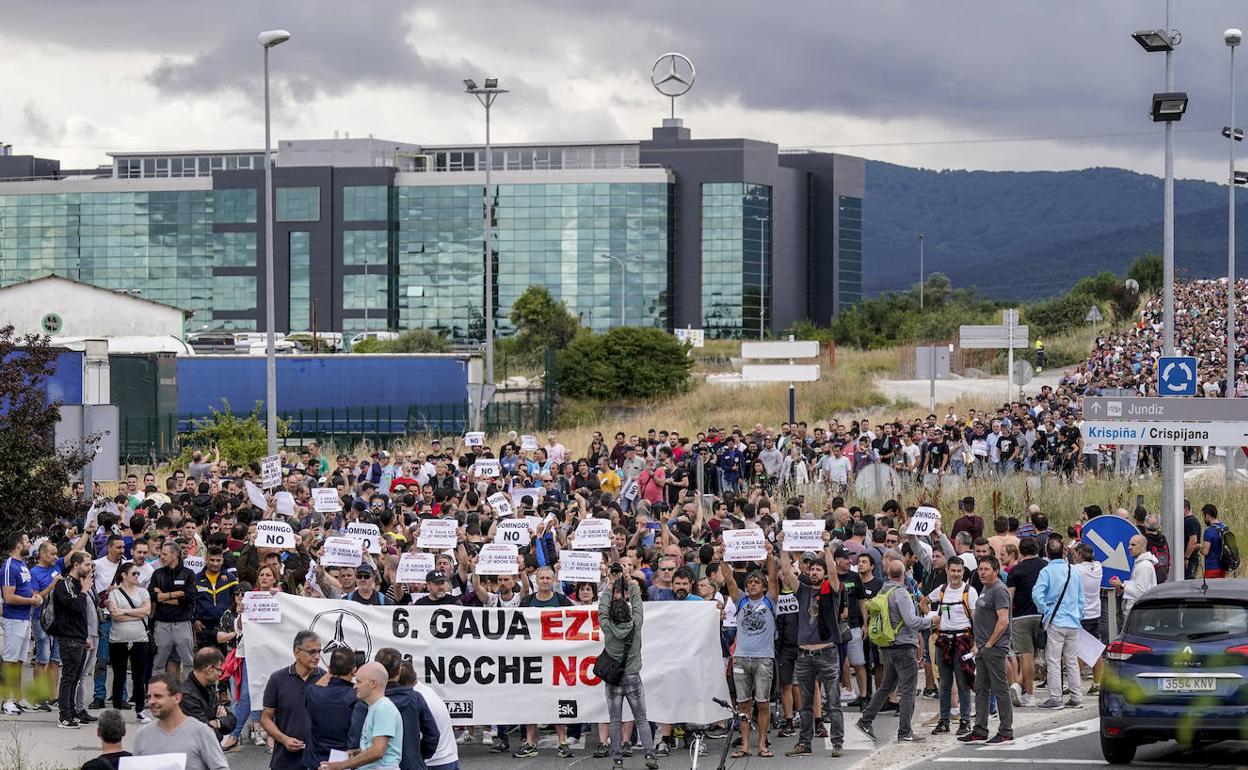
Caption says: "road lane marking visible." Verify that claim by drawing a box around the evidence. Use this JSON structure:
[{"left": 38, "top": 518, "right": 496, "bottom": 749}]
[{"left": 980, "top": 718, "right": 1099, "bottom": 751}]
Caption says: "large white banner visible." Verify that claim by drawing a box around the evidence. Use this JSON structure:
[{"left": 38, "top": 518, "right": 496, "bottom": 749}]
[{"left": 247, "top": 594, "right": 729, "bottom": 725}]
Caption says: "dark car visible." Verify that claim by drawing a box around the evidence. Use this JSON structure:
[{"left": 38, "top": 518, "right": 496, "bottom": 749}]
[{"left": 1100, "top": 579, "right": 1248, "bottom": 763}]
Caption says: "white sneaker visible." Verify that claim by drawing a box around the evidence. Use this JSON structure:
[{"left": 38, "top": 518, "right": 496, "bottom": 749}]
[
  {"left": 17, "top": 699, "right": 35, "bottom": 711},
  {"left": 1020, "top": 692, "right": 1035, "bottom": 708},
  {"left": 456, "top": 730, "right": 475, "bottom": 745},
  {"left": 840, "top": 688, "right": 857, "bottom": 702},
  {"left": 2, "top": 700, "right": 20, "bottom": 716},
  {"left": 1008, "top": 683, "right": 1022, "bottom": 707},
  {"left": 253, "top": 727, "right": 268, "bottom": 746},
  {"left": 137, "top": 711, "right": 153, "bottom": 724}
]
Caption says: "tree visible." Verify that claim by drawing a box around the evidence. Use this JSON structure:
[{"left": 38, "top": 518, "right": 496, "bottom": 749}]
[
  {"left": 172, "top": 402, "right": 284, "bottom": 471},
  {"left": 1127, "top": 253, "right": 1164, "bottom": 295},
  {"left": 510, "top": 286, "right": 581, "bottom": 355},
  {"left": 0, "top": 326, "right": 98, "bottom": 529},
  {"left": 557, "top": 327, "right": 692, "bottom": 400}
]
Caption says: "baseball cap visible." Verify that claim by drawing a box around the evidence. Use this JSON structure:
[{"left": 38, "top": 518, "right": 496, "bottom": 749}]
[
  {"left": 426, "top": 570, "right": 449, "bottom": 583},
  {"left": 355, "top": 564, "right": 375, "bottom": 577},
  {"left": 834, "top": 546, "right": 851, "bottom": 560},
  {"left": 801, "top": 551, "right": 819, "bottom": 563}
]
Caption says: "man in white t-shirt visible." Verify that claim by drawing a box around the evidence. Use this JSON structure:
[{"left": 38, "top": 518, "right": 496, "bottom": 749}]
[
  {"left": 1072, "top": 543, "right": 1104, "bottom": 690},
  {"left": 927, "top": 557, "right": 978, "bottom": 735}
]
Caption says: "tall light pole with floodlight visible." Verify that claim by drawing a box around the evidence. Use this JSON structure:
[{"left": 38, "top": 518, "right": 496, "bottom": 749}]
[
  {"left": 259, "top": 28, "right": 290, "bottom": 456},
  {"left": 464, "top": 77, "right": 507, "bottom": 431},
  {"left": 1226, "top": 28, "right": 1243, "bottom": 479},
  {"left": 1132, "top": 4, "right": 1188, "bottom": 578}
]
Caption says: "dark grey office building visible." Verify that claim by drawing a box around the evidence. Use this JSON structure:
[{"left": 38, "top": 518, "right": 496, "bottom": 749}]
[{"left": 0, "top": 122, "right": 864, "bottom": 340}]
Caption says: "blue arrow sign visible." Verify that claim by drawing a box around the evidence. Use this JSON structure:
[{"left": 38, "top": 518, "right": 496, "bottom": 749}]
[
  {"left": 1081, "top": 515, "right": 1138, "bottom": 589},
  {"left": 1158, "top": 355, "right": 1198, "bottom": 396}
]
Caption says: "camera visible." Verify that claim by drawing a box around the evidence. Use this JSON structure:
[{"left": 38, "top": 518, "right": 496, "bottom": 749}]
[{"left": 609, "top": 562, "right": 624, "bottom": 575}]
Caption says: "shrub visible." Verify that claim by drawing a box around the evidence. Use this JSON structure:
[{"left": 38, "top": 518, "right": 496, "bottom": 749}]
[
  {"left": 172, "top": 402, "right": 286, "bottom": 471},
  {"left": 558, "top": 327, "right": 692, "bottom": 400}
]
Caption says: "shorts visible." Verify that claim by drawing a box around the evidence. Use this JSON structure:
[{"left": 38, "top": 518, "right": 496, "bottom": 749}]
[
  {"left": 1, "top": 617, "right": 31, "bottom": 663},
  {"left": 732, "top": 656, "right": 775, "bottom": 703},
  {"left": 1080, "top": 617, "right": 1104, "bottom": 644},
  {"left": 1082, "top": 454, "right": 1099, "bottom": 471},
  {"left": 32, "top": 617, "right": 60, "bottom": 665},
  {"left": 776, "top": 646, "right": 797, "bottom": 686},
  {"left": 847, "top": 626, "right": 866, "bottom": 667},
  {"left": 1010, "top": 616, "right": 1042, "bottom": 654}
]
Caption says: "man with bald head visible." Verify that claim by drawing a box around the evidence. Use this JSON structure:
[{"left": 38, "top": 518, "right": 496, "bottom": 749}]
[
  {"left": 322, "top": 662, "right": 403, "bottom": 770},
  {"left": 1111, "top": 535, "right": 1157, "bottom": 616}
]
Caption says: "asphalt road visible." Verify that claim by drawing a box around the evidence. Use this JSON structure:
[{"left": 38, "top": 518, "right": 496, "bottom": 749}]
[{"left": 927, "top": 714, "right": 1248, "bottom": 769}]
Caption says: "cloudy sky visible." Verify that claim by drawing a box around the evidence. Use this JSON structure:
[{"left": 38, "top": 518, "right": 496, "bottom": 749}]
[{"left": 2, "top": 0, "right": 1247, "bottom": 181}]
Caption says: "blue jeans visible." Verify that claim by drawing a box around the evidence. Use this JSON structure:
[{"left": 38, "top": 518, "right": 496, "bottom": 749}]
[
  {"left": 231, "top": 658, "right": 260, "bottom": 738},
  {"left": 93, "top": 619, "right": 111, "bottom": 701}
]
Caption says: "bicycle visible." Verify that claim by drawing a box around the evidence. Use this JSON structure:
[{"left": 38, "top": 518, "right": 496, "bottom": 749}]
[{"left": 689, "top": 698, "right": 754, "bottom": 770}]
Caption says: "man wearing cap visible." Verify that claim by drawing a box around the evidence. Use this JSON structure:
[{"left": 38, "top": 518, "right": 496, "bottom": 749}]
[
  {"left": 346, "top": 565, "right": 388, "bottom": 606},
  {"left": 415, "top": 571, "right": 460, "bottom": 606}
]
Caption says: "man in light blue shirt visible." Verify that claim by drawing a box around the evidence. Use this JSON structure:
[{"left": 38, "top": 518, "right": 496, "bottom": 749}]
[
  {"left": 322, "top": 662, "right": 403, "bottom": 770},
  {"left": 1031, "top": 537, "right": 1085, "bottom": 709}
]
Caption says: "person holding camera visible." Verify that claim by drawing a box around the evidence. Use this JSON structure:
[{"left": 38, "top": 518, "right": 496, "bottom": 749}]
[{"left": 599, "top": 564, "right": 658, "bottom": 770}]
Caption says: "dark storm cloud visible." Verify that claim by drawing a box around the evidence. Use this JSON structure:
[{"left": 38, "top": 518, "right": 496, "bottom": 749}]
[{"left": 1, "top": 0, "right": 1243, "bottom": 164}]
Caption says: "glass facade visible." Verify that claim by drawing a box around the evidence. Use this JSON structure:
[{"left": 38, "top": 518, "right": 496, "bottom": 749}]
[
  {"left": 343, "top": 185, "right": 388, "bottom": 221},
  {"left": 343, "top": 229, "right": 387, "bottom": 265},
  {"left": 396, "top": 182, "right": 669, "bottom": 341},
  {"left": 700, "top": 182, "right": 772, "bottom": 339},
  {"left": 0, "top": 189, "right": 216, "bottom": 319},
  {"left": 211, "top": 275, "right": 256, "bottom": 312},
  {"left": 213, "top": 231, "right": 256, "bottom": 267},
  {"left": 276, "top": 187, "right": 320, "bottom": 222},
  {"left": 289, "top": 231, "right": 311, "bottom": 331},
  {"left": 837, "top": 196, "right": 862, "bottom": 310},
  {"left": 213, "top": 188, "right": 256, "bottom": 224}
]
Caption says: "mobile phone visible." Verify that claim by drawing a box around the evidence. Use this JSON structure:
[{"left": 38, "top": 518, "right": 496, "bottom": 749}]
[{"left": 646, "top": 521, "right": 660, "bottom": 530}]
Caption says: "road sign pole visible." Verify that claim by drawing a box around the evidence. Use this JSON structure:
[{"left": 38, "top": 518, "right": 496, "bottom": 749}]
[
  {"left": 929, "top": 344, "right": 936, "bottom": 413},
  {"left": 788, "top": 335, "right": 796, "bottom": 425},
  {"left": 1007, "top": 313, "right": 1015, "bottom": 405}
]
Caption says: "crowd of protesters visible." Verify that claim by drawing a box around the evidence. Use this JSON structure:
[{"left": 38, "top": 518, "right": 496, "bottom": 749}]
[{"left": 0, "top": 411, "right": 1239, "bottom": 768}]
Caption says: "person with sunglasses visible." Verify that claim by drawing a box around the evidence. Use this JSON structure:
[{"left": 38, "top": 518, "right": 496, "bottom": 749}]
[
  {"left": 106, "top": 561, "right": 152, "bottom": 718},
  {"left": 346, "top": 565, "right": 388, "bottom": 606},
  {"left": 261, "top": 630, "right": 325, "bottom": 770}
]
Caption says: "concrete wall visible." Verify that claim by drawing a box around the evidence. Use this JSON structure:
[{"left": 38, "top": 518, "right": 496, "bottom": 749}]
[{"left": 0, "top": 278, "right": 184, "bottom": 338}]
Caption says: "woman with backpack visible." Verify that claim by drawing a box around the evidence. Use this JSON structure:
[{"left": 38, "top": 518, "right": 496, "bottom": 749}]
[{"left": 928, "top": 555, "right": 978, "bottom": 736}]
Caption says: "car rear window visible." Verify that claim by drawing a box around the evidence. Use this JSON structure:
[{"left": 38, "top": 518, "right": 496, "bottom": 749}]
[{"left": 1126, "top": 599, "right": 1248, "bottom": 641}]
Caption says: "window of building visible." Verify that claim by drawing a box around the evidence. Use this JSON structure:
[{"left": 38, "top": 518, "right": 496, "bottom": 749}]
[
  {"left": 342, "top": 271, "right": 388, "bottom": 316},
  {"left": 343, "top": 229, "right": 387, "bottom": 265},
  {"left": 837, "top": 195, "right": 863, "bottom": 310},
  {"left": 213, "top": 232, "right": 256, "bottom": 267},
  {"left": 289, "top": 231, "right": 311, "bottom": 331},
  {"left": 214, "top": 188, "right": 257, "bottom": 224},
  {"left": 276, "top": 187, "right": 320, "bottom": 222},
  {"left": 212, "top": 275, "right": 257, "bottom": 311},
  {"left": 343, "top": 186, "right": 388, "bottom": 221},
  {"left": 700, "top": 182, "right": 771, "bottom": 339}
]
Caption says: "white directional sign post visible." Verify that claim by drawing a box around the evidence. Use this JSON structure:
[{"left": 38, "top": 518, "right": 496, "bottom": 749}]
[
  {"left": 740, "top": 338, "right": 820, "bottom": 424},
  {"left": 960, "top": 309, "right": 1028, "bottom": 403},
  {"left": 1082, "top": 421, "right": 1248, "bottom": 447}
]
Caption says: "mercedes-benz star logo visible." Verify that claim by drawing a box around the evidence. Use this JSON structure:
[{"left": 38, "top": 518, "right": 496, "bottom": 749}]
[
  {"left": 651, "top": 52, "right": 696, "bottom": 99},
  {"left": 309, "top": 608, "right": 373, "bottom": 669}
]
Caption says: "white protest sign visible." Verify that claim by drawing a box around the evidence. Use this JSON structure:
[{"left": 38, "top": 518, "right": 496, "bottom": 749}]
[
  {"left": 245, "top": 480, "right": 269, "bottom": 511},
  {"left": 476, "top": 543, "right": 519, "bottom": 575},
  {"left": 558, "top": 550, "right": 602, "bottom": 583},
  {"left": 474, "top": 458, "right": 501, "bottom": 479},
  {"left": 465, "top": 431, "right": 485, "bottom": 447},
  {"left": 321, "top": 536, "right": 362, "bottom": 568},
  {"left": 496, "top": 518, "right": 532, "bottom": 546},
  {"left": 520, "top": 434, "right": 539, "bottom": 452},
  {"left": 782, "top": 519, "right": 825, "bottom": 552},
  {"left": 311, "top": 488, "right": 341, "bottom": 513},
  {"left": 488, "top": 492, "right": 514, "bottom": 517},
  {"left": 255, "top": 520, "right": 296, "bottom": 549},
  {"left": 243, "top": 591, "right": 281, "bottom": 623},
  {"left": 722, "top": 529, "right": 766, "bottom": 562},
  {"left": 905, "top": 505, "right": 942, "bottom": 537},
  {"left": 620, "top": 479, "right": 639, "bottom": 502},
  {"left": 346, "top": 522, "right": 382, "bottom": 555},
  {"left": 417, "top": 519, "right": 458, "bottom": 550},
  {"left": 85, "top": 501, "right": 100, "bottom": 530},
  {"left": 274, "top": 491, "right": 295, "bottom": 517},
  {"left": 184, "top": 555, "right": 205, "bottom": 573},
  {"left": 777, "top": 593, "right": 799, "bottom": 615},
  {"left": 573, "top": 518, "right": 611, "bottom": 549},
  {"left": 510, "top": 487, "right": 544, "bottom": 506},
  {"left": 260, "top": 454, "right": 282, "bottom": 489},
  {"left": 245, "top": 594, "right": 731, "bottom": 727},
  {"left": 397, "top": 552, "right": 436, "bottom": 584}
]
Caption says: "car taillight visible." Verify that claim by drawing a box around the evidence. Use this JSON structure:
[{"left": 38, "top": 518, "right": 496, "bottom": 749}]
[
  {"left": 1227, "top": 644, "right": 1248, "bottom": 656},
  {"left": 1106, "top": 640, "right": 1152, "bottom": 661}
]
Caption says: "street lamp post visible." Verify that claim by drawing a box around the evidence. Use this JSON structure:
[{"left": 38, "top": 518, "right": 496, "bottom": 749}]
[
  {"left": 597, "top": 253, "right": 626, "bottom": 327},
  {"left": 258, "top": 29, "right": 291, "bottom": 457},
  {"left": 918, "top": 233, "right": 925, "bottom": 310},
  {"left": 1133, "top": 5, "right": 1186, "bottom": 578},
  {"left": 1228, "top": 29, "right": 1238, "bottom": 476},
  {"left": 464, "top": 77, "right": 507, "bottom": 431}
]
